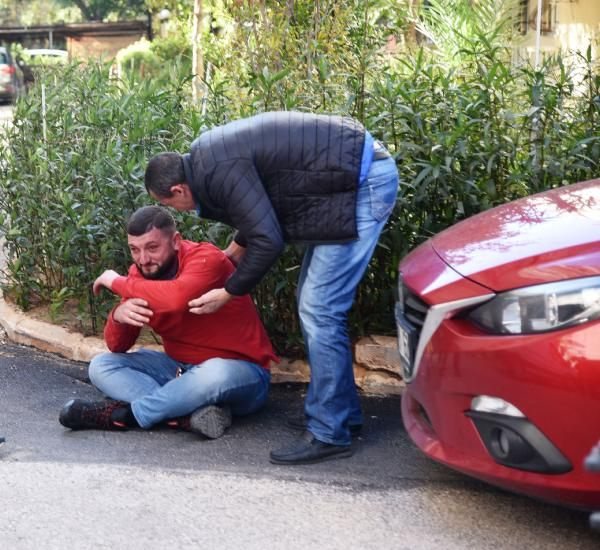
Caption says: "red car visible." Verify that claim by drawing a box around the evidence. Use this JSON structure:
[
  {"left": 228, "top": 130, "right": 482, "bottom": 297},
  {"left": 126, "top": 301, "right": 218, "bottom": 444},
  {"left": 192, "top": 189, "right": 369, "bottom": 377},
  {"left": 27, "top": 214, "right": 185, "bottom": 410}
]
[{"left": 396, "top": 179, "right": 600, "bottom": 509}]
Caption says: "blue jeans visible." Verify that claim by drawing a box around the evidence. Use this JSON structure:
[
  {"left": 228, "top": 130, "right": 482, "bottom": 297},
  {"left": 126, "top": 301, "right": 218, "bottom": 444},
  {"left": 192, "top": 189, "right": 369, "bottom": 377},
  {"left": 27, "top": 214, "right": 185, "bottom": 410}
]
[
  {"left": 89, "top": 349, "right": 271, "bottom": 429},
  {"left": 298, "top": 155, "right": 398, "bottom": 445}
]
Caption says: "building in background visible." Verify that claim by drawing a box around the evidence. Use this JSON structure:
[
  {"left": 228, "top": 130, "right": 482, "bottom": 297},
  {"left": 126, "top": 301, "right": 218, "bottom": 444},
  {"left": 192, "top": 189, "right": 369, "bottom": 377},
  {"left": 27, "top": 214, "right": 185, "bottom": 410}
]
[
  {"left": 0, "top": 20, "right": 149, "bottom": 61},
  {"left": 518, "top": 0, "right": 600, "bottom": 61}
]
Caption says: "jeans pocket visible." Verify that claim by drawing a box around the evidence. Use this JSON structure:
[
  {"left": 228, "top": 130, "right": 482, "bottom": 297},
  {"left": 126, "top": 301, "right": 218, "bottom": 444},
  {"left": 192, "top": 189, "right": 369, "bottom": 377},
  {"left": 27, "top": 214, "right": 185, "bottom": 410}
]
[{"left": 369, "top": 174, "right": 398, "bottom": 222}]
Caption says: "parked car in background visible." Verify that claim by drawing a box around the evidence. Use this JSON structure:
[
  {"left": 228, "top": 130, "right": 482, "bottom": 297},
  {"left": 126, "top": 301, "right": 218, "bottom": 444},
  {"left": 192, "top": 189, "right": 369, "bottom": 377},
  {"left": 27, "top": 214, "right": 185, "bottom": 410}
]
[
  {"left": 0, "top": 46, "right": 25, "bottom": 103},
  {"left": 18, "top": 48, "right": 68, "bottom": 88},
  {"left": 23, "top": 48, "right": 68, "bottom": 63},
  {"left": 396, "top": 179, "right": 600, "bottom": 509}
]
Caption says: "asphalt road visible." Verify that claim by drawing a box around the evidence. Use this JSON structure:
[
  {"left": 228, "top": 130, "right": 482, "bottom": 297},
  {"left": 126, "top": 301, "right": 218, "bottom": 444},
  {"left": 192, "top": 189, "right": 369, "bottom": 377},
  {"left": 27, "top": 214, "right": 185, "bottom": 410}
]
[{"left": 0, "top": 334, "right": 598, "bottom": 549}]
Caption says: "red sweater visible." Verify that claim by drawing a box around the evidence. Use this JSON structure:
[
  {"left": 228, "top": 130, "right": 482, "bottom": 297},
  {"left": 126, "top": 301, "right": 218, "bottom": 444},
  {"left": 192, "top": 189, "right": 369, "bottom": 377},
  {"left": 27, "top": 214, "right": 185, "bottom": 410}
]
[{"left": 104, "top": 240, "right": 277, "bottom": 369}]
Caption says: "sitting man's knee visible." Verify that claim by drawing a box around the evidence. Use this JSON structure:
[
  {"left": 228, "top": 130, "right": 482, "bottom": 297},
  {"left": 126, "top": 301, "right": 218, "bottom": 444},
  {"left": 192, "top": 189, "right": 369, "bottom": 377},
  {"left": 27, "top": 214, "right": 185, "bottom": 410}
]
[{"left": 88, "top": 352, "right": 116, "bottom": 385}]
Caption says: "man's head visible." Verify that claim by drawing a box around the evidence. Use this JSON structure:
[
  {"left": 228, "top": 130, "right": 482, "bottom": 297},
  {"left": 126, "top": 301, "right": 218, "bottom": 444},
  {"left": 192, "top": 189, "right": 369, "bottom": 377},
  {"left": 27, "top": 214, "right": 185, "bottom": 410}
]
[
  {"left": 126, "top": 206, "right": 181, "bottom": 280},
  {"left": 145, "top": 152, "right": 195, "bottom": 212}
]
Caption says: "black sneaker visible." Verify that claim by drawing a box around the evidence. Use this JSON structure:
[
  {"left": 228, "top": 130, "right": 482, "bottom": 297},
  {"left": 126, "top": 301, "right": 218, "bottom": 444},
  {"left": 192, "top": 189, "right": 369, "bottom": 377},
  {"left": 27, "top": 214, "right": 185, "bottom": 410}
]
[
  {"left": 166, "top": 405, "right": 232, "bottom": 439},
  {"left": 286, "top": 415, "right": 363, "bottom": 437},
  {"left": 59, "top": 399, "right": 130, "bottom": 430}
]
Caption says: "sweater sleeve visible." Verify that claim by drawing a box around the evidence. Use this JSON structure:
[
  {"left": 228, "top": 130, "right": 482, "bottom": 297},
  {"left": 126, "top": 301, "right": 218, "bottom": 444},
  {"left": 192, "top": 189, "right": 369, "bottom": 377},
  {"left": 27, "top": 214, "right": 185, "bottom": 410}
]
[
  {"left": 111, "top": 249, "right": 227, "bottom": 313},
  {"left": 208, "top": 159, "right": 285, "bottom": 296},
  {"left": 104, "top": 307, "right": 142, "bottom": 352}
]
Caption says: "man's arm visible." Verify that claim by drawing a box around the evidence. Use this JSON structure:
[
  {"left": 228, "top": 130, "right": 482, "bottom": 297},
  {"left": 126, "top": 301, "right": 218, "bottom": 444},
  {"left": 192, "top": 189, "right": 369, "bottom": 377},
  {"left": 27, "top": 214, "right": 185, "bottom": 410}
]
[
  {"left": 207, "top": 159, "right": 285, "bottom": 297},
  {"left": 224, "top": 240, "right": 246, "bottom": 267},
  {"left": 104, "top": 301, "right": 143, "bottom": 352},
  {"left": 93, "top": 269, "right": 120, "bottom": 296},
  {"left": 106, "top": 250, "right": 228, "bottom": 314},
  {"left": 94, "top": 270, "right": 153, "bottom": 350},
  {"left": 187, "top": 161, "right": 284, "bottom": 315}
]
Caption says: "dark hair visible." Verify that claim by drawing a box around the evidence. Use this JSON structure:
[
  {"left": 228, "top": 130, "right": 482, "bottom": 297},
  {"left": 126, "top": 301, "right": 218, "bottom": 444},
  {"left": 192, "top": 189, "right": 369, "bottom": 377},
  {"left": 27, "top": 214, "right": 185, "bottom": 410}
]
[
  {"left": 126, "top": 206, "right": 176, "bottom": 237},
  {"left": 144, "top": 152, "right": 185, "bottom": 198}
]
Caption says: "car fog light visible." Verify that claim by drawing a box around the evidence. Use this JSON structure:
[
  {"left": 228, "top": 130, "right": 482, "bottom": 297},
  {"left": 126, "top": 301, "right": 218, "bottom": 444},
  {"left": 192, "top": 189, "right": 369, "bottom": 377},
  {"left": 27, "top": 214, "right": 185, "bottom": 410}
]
[
  {"left": 466, "top": 411, "right": 572, "bottom": 473},
  {"left": 490, "top": 427, "right": 534, "bottom": 464},
  {"left": 498, "top": 429, "right": 510, "bottom": 457},
  {"left": 471, "top": 395, "right": 525, "bottom": 418}
]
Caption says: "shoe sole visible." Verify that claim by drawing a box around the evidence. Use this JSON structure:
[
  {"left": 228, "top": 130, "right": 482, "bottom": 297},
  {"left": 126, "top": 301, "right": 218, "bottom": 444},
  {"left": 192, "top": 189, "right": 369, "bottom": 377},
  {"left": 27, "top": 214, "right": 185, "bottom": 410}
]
[
  {"left": 269, "top": 447, "right": 354, "bottom": 465},
  {"left": 189, "top": 405, "right": 232, "bottom": 439}
]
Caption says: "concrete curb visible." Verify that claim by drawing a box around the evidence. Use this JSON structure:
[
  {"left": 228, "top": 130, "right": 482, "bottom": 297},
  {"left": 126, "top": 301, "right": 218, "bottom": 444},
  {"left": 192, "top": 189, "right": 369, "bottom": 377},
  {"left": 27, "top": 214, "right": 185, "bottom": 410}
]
[{"left": 0, "top": 296, "right": 108, "bottom": 362}]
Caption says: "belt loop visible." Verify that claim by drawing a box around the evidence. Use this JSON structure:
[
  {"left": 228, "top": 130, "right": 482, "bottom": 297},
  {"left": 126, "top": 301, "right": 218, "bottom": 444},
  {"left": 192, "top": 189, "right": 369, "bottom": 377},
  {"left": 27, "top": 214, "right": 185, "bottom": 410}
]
[{"left": 372, "top": 140, "right": 391, "bottom": 160}]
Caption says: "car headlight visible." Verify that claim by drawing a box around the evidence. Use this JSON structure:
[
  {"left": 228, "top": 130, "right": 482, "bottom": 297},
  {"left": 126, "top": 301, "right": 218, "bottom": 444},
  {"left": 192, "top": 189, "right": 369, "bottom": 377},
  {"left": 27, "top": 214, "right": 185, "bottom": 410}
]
[{"left": 467, "top": 276, "right": 600, "bottom": 334}]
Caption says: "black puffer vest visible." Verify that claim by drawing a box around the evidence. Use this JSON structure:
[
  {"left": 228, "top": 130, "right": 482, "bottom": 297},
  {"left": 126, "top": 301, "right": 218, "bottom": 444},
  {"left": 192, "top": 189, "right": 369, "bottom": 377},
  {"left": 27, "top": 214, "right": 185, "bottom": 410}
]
[{"left": 183, "top": 111, "right": 366, "bottom": 295}]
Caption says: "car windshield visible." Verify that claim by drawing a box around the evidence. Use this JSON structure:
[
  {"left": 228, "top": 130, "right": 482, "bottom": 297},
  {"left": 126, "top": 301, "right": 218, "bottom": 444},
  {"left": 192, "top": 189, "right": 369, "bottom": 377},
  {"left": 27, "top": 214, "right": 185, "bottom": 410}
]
[{"left": 0, "top": 52, "right": 8, "bottom": 64}]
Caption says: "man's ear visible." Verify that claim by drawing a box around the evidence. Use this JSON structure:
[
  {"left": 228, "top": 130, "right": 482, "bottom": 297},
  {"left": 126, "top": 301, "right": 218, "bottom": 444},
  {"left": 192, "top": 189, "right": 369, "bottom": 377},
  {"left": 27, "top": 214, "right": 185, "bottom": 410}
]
[
  {"left": 172, "top": 231, "right": 182, "bottom": 250},
  {"left": 169, "top": 183, "right": 191, "bottom": 197}
]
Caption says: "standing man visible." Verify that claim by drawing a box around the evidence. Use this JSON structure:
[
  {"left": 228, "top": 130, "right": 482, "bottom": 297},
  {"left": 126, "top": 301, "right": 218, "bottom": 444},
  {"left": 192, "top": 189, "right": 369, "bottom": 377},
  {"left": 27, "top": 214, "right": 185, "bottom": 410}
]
[
  {"left": 59, "top": 206, "right": 276, "bottom": 439},
  {"left": 144, "top": 111, "right": 398, "bottom": 464}
]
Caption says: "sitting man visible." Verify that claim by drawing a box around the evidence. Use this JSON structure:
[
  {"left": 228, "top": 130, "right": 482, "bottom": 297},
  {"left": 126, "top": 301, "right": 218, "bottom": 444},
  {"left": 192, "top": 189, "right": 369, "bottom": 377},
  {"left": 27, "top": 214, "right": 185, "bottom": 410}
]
[{"left": 59, "top": 205, "right": 276, "bottom": 439}]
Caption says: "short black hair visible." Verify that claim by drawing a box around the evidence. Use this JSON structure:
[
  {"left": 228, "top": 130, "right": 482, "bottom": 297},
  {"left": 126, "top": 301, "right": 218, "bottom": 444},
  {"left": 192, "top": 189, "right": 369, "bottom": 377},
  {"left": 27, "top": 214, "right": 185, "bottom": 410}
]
[
  {"left": 144, "top": 152, "right": 185, "bottom": 198},
  {"left": 126, "top": 206, "right": 176, "bottom": 237}
]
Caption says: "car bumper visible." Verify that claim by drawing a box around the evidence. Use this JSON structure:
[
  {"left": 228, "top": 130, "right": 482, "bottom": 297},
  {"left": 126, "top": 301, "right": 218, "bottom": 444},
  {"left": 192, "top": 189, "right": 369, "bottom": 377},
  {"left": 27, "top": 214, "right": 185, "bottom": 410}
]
[
  {"left": 0, "top": 83, "right": 16, "bottom": 100},
  {"left": 398, "top": 243, "right": 600, "bottom": 509}
]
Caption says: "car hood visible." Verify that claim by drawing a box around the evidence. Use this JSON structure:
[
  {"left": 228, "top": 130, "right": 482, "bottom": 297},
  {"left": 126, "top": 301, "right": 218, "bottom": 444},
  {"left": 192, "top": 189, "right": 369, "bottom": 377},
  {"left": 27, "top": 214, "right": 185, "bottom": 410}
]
[{"left": 431, "top": 179, "right": 600, "bottom": 292}]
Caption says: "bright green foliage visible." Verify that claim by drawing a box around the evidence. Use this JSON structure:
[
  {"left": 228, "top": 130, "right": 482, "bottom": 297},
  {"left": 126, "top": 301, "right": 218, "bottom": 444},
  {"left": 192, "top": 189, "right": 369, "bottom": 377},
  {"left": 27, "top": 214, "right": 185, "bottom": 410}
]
[
  {"left": 0, "top": 62, "right": 197, "bottom": 333},
  {"left": 115, "top": 36, "right": 192, "bottom": 84},
  {"left": 0, "top": 0, "right": 147, "bottom": 24},
  {"left": 1, "top": 1, "right": 599, "bottom": 356},
  {"left": 56, "top": 0, "right": 147, "bottom": 22}
]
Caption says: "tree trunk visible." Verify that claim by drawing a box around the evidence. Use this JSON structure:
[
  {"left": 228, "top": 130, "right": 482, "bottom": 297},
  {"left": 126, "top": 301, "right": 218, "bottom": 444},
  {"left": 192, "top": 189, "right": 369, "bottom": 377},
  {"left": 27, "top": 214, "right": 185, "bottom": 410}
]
[{"left": 192, "top": 0, "right": 204, "bottom": 105}]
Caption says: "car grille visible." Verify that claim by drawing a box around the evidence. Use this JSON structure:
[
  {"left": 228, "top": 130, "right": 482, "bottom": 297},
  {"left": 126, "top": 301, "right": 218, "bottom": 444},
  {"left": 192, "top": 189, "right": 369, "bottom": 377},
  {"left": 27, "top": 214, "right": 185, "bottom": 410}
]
[
  {"left": 397, "top": 279, "right": 430, "bottom": 380},
  {"left": 398, "top": 275, "right": 494, "bottom": 382},
  {"left": 401, "top": 283, "right": 428, "bottom": 331}
]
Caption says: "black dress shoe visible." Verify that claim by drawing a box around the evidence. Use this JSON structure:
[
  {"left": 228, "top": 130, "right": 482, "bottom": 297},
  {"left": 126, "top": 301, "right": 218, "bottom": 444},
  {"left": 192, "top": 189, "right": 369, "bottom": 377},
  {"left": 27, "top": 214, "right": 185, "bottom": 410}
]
[
  {"left": 269, "top": 430, "right": 353, "bottom": 465},
  {"left": 285, "top": 415, "right": 363, "bottom": 437}
]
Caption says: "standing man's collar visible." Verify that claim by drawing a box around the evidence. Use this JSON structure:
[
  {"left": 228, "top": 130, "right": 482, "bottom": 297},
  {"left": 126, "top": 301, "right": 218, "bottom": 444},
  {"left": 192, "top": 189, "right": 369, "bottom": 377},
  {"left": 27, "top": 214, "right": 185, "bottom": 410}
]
[{"left": 182, "top": 153, "right": 202, "bottom": 218}]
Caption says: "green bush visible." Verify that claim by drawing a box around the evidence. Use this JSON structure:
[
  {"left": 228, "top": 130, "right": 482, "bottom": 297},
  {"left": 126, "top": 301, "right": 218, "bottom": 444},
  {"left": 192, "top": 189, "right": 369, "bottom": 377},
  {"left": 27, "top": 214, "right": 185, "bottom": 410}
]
[
  {"left": 116, "top": 36, "right": 192, "bottom": 84},
  {"left": 0, "top": 62, "right": 198, "bottom": 333}
]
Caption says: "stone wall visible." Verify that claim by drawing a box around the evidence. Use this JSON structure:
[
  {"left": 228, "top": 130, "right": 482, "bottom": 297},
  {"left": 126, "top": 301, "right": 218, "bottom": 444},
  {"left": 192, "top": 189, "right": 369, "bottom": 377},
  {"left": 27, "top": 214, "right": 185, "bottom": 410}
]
[
  {"left": 255, "top": 335, "right": 404, "bottom": 395},
  {"left": 68, "top": 33, "right": 146, "bottom": 61}
]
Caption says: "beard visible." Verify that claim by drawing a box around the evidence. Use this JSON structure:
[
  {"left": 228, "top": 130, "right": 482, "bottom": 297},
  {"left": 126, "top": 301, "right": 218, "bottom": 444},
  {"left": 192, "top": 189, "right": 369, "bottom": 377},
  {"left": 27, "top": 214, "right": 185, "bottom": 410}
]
[{"left": 135, "top": 252, "right": 179, "bottom": 280}]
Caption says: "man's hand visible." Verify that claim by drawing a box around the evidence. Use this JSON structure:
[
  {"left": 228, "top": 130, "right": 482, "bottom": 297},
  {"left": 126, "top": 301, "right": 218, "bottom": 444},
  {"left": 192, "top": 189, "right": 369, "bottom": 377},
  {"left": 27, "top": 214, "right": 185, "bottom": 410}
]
[
  {"left": 113, "top": 298, "right": 153, "bottom": 327},
  {"left": 188, "top": 287, "right": 233, "bottom": 315},
  {"left": 93, "top": 269, "right": 120, "bottom": 295}
]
